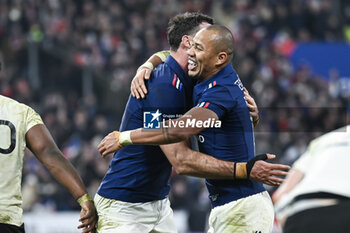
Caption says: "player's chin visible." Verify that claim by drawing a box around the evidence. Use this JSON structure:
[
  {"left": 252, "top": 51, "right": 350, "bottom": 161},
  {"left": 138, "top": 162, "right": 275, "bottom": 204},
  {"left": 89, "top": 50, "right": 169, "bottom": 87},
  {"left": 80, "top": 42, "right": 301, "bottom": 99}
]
[{"left": 188, "top": 70, "right": 199, "bottom": 79}]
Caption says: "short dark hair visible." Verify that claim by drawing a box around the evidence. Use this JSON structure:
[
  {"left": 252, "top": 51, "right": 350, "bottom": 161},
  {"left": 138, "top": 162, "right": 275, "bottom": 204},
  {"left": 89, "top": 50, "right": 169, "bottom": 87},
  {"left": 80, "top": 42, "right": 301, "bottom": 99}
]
[{"left": 167, "top": 12, "right": 214, "bottom": 51}]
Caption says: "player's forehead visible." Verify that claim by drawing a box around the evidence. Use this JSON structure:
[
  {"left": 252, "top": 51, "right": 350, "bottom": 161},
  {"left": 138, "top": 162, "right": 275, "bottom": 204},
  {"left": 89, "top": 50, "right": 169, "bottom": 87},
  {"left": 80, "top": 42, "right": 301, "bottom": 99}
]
[{"left": 193, "top": 28, "right": 215, "bottom": 48}]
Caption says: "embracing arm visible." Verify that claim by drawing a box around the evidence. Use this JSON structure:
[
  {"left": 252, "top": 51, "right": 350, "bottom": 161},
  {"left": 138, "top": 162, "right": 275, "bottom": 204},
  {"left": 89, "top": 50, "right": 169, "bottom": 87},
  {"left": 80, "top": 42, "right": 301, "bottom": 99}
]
[
  {"left": 98, "top": 127, "right": 289, "bottom": 184},
  {"left": 161, "top": 140, "right": 234, "bottom": 179},
  {"left": 98, "top": 106, "right": 216, "bottom": 156},
  {"left": 131, "top": 107, "right": 216, "bottom": 144},
  {"left": 131, "top": 50, "right": 170, "bottom": 99},
  {"left": 161, "top": 140, "right": 289, "bottom": 185},
  {"left": 26, "top": 124, "right": 97, "bottom": 233},
  {"left": 244, "top": 88, "right": 259, "bottom": 127}
]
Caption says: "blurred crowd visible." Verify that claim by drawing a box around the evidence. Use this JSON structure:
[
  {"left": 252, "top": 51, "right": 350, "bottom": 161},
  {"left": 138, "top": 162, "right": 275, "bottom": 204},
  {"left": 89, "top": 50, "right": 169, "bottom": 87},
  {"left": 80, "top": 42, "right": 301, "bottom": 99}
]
[{"left": 0, "top": 0, "right": 350, "bottom": 232}]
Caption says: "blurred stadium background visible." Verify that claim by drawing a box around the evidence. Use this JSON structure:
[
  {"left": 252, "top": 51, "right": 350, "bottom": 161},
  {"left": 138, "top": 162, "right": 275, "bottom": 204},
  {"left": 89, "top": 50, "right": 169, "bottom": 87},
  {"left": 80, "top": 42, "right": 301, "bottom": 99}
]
[{"left": 1, "top": 0, "right": 349, "bottom": 232}]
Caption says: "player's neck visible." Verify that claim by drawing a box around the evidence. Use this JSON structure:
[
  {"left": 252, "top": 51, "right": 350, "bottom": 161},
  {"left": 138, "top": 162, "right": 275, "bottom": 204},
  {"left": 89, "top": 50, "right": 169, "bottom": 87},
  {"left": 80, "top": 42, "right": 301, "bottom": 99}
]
[
  {"left": 170, "top": 49, "right": 189, "bottom": 73},
  {"left": 198, "top": 62, "right": 230, "bottom": 82}
]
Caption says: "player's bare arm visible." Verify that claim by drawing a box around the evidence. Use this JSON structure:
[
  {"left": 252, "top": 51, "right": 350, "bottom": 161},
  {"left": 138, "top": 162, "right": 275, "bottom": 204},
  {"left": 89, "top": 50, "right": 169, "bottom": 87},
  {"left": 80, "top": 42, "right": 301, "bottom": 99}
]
[
  {"left": 98, "top": 129, "right": 289, "bottom": 185},
  {"left": 26, "top": 124, "right": 97, "bottom": 233},
  {"left": 160, "top": 140, "right": 234, "bottom": 179},
  {"left": 131, "top": 50, "right": 170, "bottom": 99},
  {"left": 98, "top": 107, "right": 290, "bottom": 185},
  {"left": 160, "top": 140, "right": 289, "bottom": 185},
  {"left": 98, "top": 106, "right": 216, "bottom": 155}
]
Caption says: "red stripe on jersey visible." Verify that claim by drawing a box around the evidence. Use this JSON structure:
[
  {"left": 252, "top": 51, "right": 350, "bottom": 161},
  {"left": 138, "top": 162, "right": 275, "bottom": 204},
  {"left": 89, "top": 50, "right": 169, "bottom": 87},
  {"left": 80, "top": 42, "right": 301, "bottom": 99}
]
[
  {"left": 204, "top": 102, "right": 210, "bottom": 108},
  {"left": 172, "top": 74, "right": 177, "bottom": 86}
]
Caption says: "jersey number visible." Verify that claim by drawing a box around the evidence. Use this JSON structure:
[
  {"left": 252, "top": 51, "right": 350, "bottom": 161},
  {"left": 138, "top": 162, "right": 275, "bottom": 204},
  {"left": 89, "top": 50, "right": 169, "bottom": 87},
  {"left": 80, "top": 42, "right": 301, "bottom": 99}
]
[{"left": 0, "top": 120, "right": 16, "bottom": 154}]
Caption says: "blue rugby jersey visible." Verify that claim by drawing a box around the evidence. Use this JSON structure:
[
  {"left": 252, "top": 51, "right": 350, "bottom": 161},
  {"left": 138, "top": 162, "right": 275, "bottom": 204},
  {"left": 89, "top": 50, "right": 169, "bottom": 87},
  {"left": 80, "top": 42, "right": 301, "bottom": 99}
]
[
  {"left": 193, "top": 64, "right": 265, "bottom": 208},
  {"left": 97, "top": 56, "right": 193, "bottom": 202}
]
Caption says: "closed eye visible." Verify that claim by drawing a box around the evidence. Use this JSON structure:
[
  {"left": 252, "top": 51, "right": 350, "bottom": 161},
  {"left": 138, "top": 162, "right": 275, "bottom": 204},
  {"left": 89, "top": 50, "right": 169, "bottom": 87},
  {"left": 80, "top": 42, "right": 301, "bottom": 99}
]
[{"left": 194, "top": 43, "right": 203, "bottom": 51}]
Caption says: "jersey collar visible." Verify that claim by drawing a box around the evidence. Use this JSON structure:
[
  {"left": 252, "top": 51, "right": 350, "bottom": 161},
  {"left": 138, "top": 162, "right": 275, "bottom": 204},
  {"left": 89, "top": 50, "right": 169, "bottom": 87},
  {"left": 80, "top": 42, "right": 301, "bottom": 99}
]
[
  {"left": 165, "top": 55, "right": 192, "bottom": 88},
  {"left": 195, "top": 64, "right": 235, "bottom": 91}
]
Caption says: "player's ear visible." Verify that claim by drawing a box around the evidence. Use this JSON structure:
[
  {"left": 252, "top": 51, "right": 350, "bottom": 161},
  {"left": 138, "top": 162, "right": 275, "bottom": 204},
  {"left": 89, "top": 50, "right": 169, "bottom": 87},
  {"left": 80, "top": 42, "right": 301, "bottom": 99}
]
[
  {"left": 216, "top": 52, "right": 227, "bottom": 66},
  {"left": 182, "top": 35, "right": 192, "bottom": 49}
]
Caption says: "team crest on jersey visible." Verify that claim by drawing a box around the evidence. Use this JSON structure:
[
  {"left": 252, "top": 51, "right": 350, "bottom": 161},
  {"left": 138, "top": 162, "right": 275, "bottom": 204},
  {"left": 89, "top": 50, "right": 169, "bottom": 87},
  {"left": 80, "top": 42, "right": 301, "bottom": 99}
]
[{"left": 143, "top": 109, "right": 162, "bottom": 129}]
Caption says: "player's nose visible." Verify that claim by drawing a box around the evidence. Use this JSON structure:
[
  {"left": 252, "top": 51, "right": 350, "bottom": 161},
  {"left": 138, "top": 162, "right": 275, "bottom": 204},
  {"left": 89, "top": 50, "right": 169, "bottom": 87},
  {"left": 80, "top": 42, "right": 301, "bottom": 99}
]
[{"left": 187, "top": 46, "right": 195, "bottom": 57}]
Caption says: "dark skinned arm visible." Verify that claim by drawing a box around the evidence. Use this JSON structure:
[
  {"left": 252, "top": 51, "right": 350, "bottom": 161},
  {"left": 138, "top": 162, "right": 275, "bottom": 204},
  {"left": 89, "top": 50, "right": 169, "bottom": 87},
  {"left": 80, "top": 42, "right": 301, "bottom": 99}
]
[
  {"left": 26, "top": 124, "right": 97, "bottom": 233},
  {"left": 98, "top": 107, "right": 290, "bottom": 183},
  {"left": 160, "top": 140, "right": 288, "bottom": 185},
  {"left": 130, "top": 107, "right": 216, "bottom": 144}
]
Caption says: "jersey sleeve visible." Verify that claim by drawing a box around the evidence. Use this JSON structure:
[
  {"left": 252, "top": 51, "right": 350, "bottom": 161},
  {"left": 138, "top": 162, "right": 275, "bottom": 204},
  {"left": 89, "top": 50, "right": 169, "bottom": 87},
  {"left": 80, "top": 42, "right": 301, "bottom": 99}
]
[
  {"left": 25, "top": 106, "right": 44, "bottom": 133},
  {"left": 196, "top": 85, "right": 234, "bottom": 119}
]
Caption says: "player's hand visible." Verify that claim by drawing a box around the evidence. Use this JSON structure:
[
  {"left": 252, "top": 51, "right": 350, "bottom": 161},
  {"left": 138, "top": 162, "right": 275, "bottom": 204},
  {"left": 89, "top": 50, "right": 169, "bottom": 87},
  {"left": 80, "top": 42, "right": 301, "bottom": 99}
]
[
  {"left": 249, "top": 154, "right": 290, "bottom": 186},
  {"left": 78, "top": 200, "right": 97, "bottom": 233},
  {"left": 244, "top": 88, "right": 259, "bottom": 127},
  {"left": 98, "top": 131, "right": 123, "bottom": 157},
  {"left": 131, "top": 67, "right": 151, "bottom": 99}
]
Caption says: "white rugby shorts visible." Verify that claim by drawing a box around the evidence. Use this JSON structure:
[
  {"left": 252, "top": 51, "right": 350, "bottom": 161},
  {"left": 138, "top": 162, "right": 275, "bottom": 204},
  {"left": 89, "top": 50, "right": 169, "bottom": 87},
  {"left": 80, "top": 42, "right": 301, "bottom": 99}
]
[
  {"left": 208, "top": 191, "right": 274, "bottom": 233},
  {"left": 94, "top": 193, "right": 177, "bottom": 233}
]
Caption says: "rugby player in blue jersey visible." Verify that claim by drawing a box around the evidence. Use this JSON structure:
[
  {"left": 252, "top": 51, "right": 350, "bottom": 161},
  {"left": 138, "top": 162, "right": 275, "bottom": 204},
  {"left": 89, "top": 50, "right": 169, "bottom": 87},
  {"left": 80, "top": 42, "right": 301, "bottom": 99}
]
[
  {"left": 95, "top": 13, "right": 276, "bottom": 233},
  {"left": 99, "top": 24, "right": 290, "bottom": 232}
]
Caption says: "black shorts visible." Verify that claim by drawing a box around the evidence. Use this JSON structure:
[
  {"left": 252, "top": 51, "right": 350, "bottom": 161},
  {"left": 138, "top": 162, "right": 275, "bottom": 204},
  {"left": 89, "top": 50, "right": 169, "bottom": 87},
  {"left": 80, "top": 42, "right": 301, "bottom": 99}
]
[
  {"left": 0, "top": 223, "right": 25, "bottom": 233},
  {"left": 284, "top": 200, "right": 350, "bottom": 233}
]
